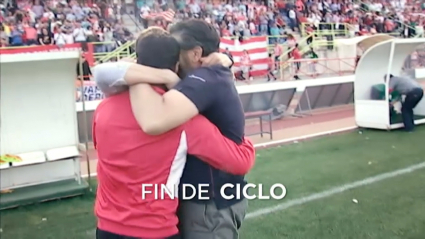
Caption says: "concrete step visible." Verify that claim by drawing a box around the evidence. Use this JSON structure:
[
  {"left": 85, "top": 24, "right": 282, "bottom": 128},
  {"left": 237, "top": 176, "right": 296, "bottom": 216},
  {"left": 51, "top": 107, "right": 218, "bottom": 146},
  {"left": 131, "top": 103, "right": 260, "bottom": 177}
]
[
  {"left": 0, "top": 179, "right": 89, "bottom": 210},
  {"left": 122, "top": 14, "right": 143, "bottom": 35}
]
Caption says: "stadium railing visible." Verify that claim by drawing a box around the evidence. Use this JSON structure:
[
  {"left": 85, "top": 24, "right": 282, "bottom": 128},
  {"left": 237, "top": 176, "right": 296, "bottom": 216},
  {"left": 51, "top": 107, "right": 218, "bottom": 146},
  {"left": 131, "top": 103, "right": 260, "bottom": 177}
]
[
  {"left": 94, "top": 41, "right": 134, "bottom": 63},
  {"left": 212, "top": 35, "right": 290, "bottom": 52},
  {"left": 279, "top": 50, "right": 425, "bottom": 81},
  {"left": 122, "top": 34, "right": 294, "bottom": 61},
  {"left": 91, "top": 11, "right": 144, "bottom": 63},
  {"left": 280, "top": 57, "right": 356, "bottom": 81},
  {"left": 300, "top": 23, "right": 351, "bottom": 38},
  {"left": 278, "top": 34, "right": 324, "bottom": 79}
]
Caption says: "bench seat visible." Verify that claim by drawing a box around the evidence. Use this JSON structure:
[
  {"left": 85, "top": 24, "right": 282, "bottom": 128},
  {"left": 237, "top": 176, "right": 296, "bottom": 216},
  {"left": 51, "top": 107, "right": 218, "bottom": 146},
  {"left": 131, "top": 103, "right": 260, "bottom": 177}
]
[{"left": 244, "top": 110, "right": 273, "bottom": 139}]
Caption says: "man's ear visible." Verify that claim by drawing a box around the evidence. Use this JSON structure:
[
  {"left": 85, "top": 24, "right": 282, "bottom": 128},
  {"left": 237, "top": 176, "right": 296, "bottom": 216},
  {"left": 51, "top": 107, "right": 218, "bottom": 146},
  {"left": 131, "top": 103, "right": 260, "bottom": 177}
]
[
  {"left": 174, "top": 62, "right": 180, "bottom": 73},
  {"left": 193, "top": 46, "right": 203, "bottom": 62}
]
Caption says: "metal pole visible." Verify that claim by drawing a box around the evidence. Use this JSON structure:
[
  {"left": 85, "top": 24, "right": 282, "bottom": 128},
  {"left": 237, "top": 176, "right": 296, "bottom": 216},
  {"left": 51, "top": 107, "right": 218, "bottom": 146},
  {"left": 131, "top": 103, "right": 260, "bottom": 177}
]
[
  {"left": 78, "top": 51, "right": 93, "bottom": 191},
  {"left": 305, "top": 88, "right": 313, "bottom": 116},
  {"left": 385, "top": 41, "right": 395, "bottom": 127}
]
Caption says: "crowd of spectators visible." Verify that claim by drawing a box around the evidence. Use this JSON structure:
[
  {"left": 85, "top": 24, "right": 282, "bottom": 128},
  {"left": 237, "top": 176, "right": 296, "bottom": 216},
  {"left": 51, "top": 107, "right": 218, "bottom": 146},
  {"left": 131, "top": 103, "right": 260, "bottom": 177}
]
[
  {"left": 297, "top": 0, "right": 425, "bottom": 38},
  {"left": 1, "top": 0, "right": 423, "bottom": 50},
  {"left": 140, "top": 0, "right": 423, "bottom": 41},
  {"left": 131, "top": 0, "right": 425, "bottom": 81},
  {"left": 139, "top": 0, "right": 288, "bottom": 43},
  {"left": 0, "top": 0, "right": 134, "bottom": 51}
]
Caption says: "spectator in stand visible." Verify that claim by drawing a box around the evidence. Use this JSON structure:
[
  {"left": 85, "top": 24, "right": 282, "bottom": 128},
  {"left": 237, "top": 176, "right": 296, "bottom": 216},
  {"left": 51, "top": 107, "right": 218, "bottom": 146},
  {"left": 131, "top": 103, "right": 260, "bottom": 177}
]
[
  {"left": 240, "top": 49, "right": 253, "bottom": 81},
  {"left": 273, "top": 41, "right": 283, "bottom": 70},
  {"left": 38, "top": 27, "right": 52, "bottom": 45},
  {"left": 286, "top": 33, "right": 296, "bottom": 58},
  {"left": 288, "top": 7, "right": 297, "bottom": 31},
  {"left": 0, "top": 24, "right": 9, "bottom": 47},
  {"left": 286, "top": 34, "right": 296, "bottom": 47},
  {"left": 385, "top": 17, "right": 395, "bottom": 33},
  {"left": 85, "top": 25, "right": 96, "bottom": 41},
  {"left": 140, "top": 4, "right": 150, "bottom": 28},
  {"left": 32, "top": 0, "right": 44, "bottom": 18},
  {"left": 267, "top": 53, "right": 277, "bottom": 81},
  {"left": 24, "top": 22, "right": 38, "bottom": 45},
  {"left": 259, "top": 11, "right": 268, "bottom": 34},
  {"left": 270, "top": 22, "right": 280, "bottom": 41},
  {"left": 292, "top": 43, "right": 302, "bottom": 80},
  {"left": 77, "top": 54, "right": 92, "bottom": 81},
  {"left": 223, "top": 47, "right": 233, "bottom": 60},
  {"left": 60, "top": 20, "right": 74, "bottom": 44},
  {"left": 10, "top": 24, "right": 23, "bottom": 46},
  {"left": 102, "top": 23, "right": 115, "bottom": 52},
  {"left": 53, "top": 27, "right": 67, "bottom": 47},
  {"left": 73, "top": 21, "right": 87, "bottom": 44},
  {"left": 305, "top": 47, "right": 318, "bottom": 77},
  {"left": 305, "top": 23, "right": 314, "bottom": 44}
]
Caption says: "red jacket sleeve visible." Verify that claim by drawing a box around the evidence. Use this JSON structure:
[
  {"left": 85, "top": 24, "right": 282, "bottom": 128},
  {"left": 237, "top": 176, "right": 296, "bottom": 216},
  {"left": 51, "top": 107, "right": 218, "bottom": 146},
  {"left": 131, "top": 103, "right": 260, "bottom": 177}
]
[{"left": 184, "top": 115, "right": 255, "bottom": 175}]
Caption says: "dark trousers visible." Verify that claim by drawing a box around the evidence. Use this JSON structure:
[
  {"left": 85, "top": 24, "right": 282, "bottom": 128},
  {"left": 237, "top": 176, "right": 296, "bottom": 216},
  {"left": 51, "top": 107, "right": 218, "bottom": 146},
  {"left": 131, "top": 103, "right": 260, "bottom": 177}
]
[
  {"left": 96, "top": 228, "right": 181, "bottom": 239},
  {"left": 26, "top": 39, "right": 38, "bottom": 45},
  {"left": 402, "top": 88, "right": 424, "bottom": 131}
]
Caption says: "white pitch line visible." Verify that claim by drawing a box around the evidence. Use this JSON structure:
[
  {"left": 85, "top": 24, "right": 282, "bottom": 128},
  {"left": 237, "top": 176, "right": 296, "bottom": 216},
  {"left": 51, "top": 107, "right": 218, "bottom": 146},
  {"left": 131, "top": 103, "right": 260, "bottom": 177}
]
[
  {"left": 254, "top": 126, "right": 357, "bottom": 148},
  {"left": 81, "top": 126, "right": 357, "bottom": 178},
  {"left": 245, "top": 161, "right": 425, "bottom": 220}
]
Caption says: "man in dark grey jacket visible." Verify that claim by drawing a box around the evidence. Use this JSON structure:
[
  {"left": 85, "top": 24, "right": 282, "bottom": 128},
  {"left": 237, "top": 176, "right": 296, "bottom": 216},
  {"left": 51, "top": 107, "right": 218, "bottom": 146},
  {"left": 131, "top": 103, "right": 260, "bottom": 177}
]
[{"left": 386, "top": 74, "right": 424, "bottom": 131}]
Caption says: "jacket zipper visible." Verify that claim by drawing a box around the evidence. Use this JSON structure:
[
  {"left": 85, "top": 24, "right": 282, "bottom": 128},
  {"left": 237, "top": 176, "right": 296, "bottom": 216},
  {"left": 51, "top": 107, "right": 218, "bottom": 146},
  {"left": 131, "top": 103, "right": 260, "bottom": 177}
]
[{"left": 209, "top": 167, "right": 215, "bottom": 198}]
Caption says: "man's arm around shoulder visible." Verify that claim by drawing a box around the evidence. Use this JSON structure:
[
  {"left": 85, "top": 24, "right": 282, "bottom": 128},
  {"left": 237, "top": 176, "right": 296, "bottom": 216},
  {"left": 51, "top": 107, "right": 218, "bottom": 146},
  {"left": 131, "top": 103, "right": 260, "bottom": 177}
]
[
  {"left": 183, "top": 115, "right": 255, "bottom": 175},
  {"left": 129, "top": 84, "right": 199, "bottom": 134},
  {"left": 130, "top": 67, "right": 222, "bottom": 135},
  {"left": 93, "top": 61, "right": 179, "bottom": 97}
]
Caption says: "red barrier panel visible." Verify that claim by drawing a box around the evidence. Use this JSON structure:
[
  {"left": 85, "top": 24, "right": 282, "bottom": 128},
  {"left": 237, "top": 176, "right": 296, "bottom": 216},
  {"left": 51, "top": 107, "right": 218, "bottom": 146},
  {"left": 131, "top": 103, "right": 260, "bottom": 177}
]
[{"left": 0, "top": 43, "right": 95, "bottom": 66}]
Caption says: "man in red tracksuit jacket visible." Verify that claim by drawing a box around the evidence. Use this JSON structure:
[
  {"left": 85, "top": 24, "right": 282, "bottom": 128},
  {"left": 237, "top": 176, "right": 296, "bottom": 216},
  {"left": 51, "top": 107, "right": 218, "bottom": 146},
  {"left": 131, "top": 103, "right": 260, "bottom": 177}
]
[{"left": 93, "top": 27, "right": 255, "bottom": 239}]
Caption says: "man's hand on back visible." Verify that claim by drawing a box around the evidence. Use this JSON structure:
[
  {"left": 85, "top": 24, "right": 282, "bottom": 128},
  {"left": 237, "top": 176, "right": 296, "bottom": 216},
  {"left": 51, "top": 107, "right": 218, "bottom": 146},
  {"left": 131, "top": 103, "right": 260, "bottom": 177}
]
[
  {"left": 201, "top": 53, "right": 233, "bottom": 68},
  {"left": 163, "top": 70, "right": 180, "bottom": 89}
]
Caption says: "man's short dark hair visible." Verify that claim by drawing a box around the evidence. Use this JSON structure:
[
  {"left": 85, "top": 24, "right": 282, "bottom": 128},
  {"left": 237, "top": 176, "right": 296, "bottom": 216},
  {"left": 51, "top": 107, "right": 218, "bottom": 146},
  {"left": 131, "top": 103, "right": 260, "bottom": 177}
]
[
  {"left": 136, "top": 27, "right": 180, "bottom": 71},
  {"left": 169, "top": 19, "right": 220, "bottom": 57}
]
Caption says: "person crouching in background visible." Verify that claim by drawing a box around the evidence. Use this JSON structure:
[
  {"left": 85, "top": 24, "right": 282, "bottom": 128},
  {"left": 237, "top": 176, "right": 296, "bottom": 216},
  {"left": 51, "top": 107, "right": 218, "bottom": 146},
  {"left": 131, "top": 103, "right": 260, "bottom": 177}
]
[{"left": 386, "top": 74, "right": 424, "bottom": 132}]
